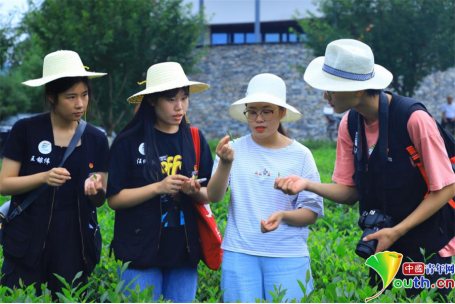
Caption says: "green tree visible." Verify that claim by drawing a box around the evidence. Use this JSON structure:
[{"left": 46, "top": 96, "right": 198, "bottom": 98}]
[
  {"left": 8, "top": 0, "right": 204, "bottom": 135},
  {"left": 296, "top": 0, "right": 455, "bottom": 96}
]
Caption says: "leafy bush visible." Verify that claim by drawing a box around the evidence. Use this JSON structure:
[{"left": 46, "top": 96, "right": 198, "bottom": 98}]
[{"left": 0, "top": 140, "right": 453, "bottom": 302}]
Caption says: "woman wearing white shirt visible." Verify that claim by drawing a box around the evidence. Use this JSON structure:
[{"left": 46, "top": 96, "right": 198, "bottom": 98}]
[{"left": 208, "top": 73, "right": 324, "bottom": 303}]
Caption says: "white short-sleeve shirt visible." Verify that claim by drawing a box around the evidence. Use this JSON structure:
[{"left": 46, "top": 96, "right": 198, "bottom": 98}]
[{"left": 212, "top": 135, "right": 324, "bottom": 257}]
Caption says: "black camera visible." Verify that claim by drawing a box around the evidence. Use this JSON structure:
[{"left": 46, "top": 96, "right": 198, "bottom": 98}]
[{"left": 355, "top": 209, "right": 393, "bottom": 259}]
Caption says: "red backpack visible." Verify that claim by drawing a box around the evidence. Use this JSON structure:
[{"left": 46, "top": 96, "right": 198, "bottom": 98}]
[{"left": 190, "top": 127, "right": 223, "bottom": 270}]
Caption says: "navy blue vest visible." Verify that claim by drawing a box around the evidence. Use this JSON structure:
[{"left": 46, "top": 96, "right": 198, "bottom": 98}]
[{"left": 348, "top": 93, "right": 449, "bottom": 256}]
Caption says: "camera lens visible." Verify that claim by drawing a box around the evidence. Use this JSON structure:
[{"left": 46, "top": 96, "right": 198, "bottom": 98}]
[{"left": 355, "top": 228, "right": 378, "bottom": 259}]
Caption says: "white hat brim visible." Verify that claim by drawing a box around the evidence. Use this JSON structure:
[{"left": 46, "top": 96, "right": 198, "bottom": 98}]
[
  {"left": 22, "top": 71, "right": 106, "bottom": 87},
  {"left": 229, "top": 93, "right": 302, "bottom": 123},
  {"left": 303, "top": 56, "right": 393, "bottom": 92},
  {"left": 127, "top": 80, "right": 210, "bottom": 104}
]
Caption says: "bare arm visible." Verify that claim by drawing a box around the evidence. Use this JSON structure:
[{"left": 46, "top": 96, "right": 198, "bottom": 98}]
[
  {"left": 207, "top": 135, "right": 234, "bottom": 203},
  {"left": 261, "top": 208, "right": 318, "bottom": 233},
  {"left": 0, "top": 157, "right": 71, "bottom": 196},
  {"left": 364, "top": 182, "right": 455, "bottom": 253},
  {"left": 108, "top": 174, "right": 188, "bottom": 210},
  {"left": 274, "top": 175, "right": 358, "bottom": 206}
]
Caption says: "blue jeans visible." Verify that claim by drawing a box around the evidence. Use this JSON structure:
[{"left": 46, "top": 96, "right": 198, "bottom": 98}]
[
  {"left": 221, "top": 250, "right": 314, "bottom": 303},
  {"left": 119, "top": 265, "right": 198, "bottom": 302}
]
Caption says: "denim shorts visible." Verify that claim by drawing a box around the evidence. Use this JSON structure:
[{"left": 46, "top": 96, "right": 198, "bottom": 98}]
[
  {"left": 119, "top": 265, "right": 198, "bottom": 302},
  {"left": 221, "top": 250, "right": 314, "bottom": 302}
]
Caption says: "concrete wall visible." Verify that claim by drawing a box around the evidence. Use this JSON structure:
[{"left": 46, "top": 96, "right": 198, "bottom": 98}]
[{"left": 186, "top": 44, "right": 455, "bottom": 140}]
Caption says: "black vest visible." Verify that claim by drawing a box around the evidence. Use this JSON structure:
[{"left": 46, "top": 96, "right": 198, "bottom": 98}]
[
  {"left": 3, "top": 113, "right": 106, "bottom": 274},
  {"left": 348, "top": 93, "right": 449, "bottom": 256},
  {"left": 111, "top": 125, "right": 201, "bottom": 269}
]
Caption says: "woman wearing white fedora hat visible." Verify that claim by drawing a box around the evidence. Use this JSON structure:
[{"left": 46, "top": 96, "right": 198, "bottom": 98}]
[
  {"left": 207, "top": 73, "right": 324, "bottom": 302},
  {"left": 107, "top": 62, "right": 213, "bottom": 302},
  {"left": 0, "top": 50, "right": 109, "bottom": 295},
  {"left": 276, "top": 39, "right": 455, "bottom": 299}
]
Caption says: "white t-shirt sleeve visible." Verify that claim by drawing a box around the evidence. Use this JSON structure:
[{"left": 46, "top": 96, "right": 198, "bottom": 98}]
[{"left": 295, "top": 150, "right": 324, "bottom": 218}]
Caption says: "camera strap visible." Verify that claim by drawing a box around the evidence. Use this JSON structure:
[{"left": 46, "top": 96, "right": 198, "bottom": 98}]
[{"left": 6, "top": 120, "right": 87, "bottom": 222}]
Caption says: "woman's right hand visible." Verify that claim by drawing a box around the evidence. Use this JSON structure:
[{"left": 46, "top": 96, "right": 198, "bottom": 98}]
[
  {"left": 216, "top": 135, "right": 234, "bottom": 164},
  {"left": 274, "top": 175, "right": 308, "bottom": 195},
  {"left": 43, "top": 167, "right": 71, "bottom": 187},
  {"left": 158, "top": 175, "right": 188, "bottom": 195}
]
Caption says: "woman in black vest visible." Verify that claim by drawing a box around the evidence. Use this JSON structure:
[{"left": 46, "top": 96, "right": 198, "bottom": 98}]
[
  {"left": 0, "top": 50, "right": 109, "bottom": 296},
  {"left": 107, "top": 62, "right": 213, "bottom": 302}
]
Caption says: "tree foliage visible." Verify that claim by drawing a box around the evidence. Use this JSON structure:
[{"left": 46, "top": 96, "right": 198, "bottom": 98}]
[
  {"left": 1, "top": 0, "right": 205, "bottom": 134},
  {"left": 297, "top": 0, "right": 455, "bottom": 96}
]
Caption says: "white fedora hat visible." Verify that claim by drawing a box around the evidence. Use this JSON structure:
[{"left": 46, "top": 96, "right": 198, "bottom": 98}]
[
  {"left": 304, "top": 39, "right": 393, "bottom": 92},
  {"left": 229, "top": 73, "right": 302, "bottom": 123},
  {"left": 127, "top": 62, "right": 210, "bottom": 104},
  {"left": 22, "top": 50, "right": 106, "bottom": 87}
]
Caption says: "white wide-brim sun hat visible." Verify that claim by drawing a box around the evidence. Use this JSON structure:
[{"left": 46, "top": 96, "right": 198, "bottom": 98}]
[
  {"left": 304, "top": 39, "right": 393, "bottom": 92},
  {"left": 22, "top": 50, "right": 106, "bottom": 87},
  {"left": 229, "top": 73, "right": 302, "bottom": 123},
  {"left": 127, "top": 62, "right": 210, "bottom": 104}
]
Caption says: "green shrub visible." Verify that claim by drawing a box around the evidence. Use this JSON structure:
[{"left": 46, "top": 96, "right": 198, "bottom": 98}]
[{"left": 0, "top": 141, "right": 453, "bottom": 303}]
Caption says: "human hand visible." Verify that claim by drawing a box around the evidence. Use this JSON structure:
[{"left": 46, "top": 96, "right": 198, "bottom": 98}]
[
  {"left": 85, "top": 173, "right": 104, "bottom": 196},
  {"left": 43, "top": 167, "right": 71, "bottom": 187},
  {"left": 261, "top": 211, "right": 284, "bottom": 233},
  {"left": 274, "top": 175, "right": 308, "bottom": 195},
  {"left": 216, "top": 135, "right": 234, "bottom": 164},
  {"left": 158, "top": 175, "right": 188, "bottom": 195},
  {"left": 181, "top": 175, "right": 201, "bottom": 196},
  {"left": 362, "top": 227, "right": 402, "bottom": 254}
]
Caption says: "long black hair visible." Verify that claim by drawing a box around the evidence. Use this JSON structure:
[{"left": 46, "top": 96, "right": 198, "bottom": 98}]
[{"left": 110, "top": 86, "right": 190, "bottom": 183}]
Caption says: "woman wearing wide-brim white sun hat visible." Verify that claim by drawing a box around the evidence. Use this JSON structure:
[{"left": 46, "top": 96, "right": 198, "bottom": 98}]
[
  {"left": 108, "top": 62, "right": 213, "bottom": 303},
  {"left": 303, "top": 39, "right": 393, "bottom": 92},
  {"left": 208, "top": 73, "right": 323, "bottom": 303},
  {"left": 127, "top": 62, "right": 209, "bottom": 104},
  {"left": 22, "top": 50, "right": 106, "bottom": 87},
  {"left": 0, "top": 50, "right": 109, "bottom": 296},
  {"left": 228, "top": 73, "right": 302, "bottom": 123}
]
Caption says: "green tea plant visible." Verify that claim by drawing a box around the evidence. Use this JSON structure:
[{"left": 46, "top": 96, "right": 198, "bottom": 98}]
[{"left": 0, "top": 140, "right": 453, "bottom": 303}]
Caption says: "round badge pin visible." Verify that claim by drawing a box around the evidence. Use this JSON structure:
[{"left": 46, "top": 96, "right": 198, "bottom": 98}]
[
  {"left": 139, "top": 143, "right": 145, "bottom": 155},
  {"left": 38, "top": 140, "right": 52, "bottom": 155}
]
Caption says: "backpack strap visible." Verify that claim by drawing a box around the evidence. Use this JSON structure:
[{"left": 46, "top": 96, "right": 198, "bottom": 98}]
[
  {"left": 347, "top": 109, "right": 357, "bottom": 147},
  {"left": 190, "top": 127, "right": 201, "bottom": 171},
  {"left": 7, "top": 121, "right": 87, "bottom": 221}
]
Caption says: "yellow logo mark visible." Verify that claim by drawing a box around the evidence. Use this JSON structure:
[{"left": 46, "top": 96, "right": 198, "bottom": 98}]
[{"left": 161, "top": 155, "right": 182, "bottom": 176}]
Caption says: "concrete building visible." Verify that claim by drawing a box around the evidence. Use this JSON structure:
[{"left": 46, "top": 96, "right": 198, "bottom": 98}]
[{"left": 183, "top": 0, "right": 319, "bottom": 45}]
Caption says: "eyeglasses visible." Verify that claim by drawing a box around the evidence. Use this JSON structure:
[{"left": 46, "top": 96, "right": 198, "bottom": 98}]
[
  {"left": 243, "top": 108, "right": 280, "bottom": 122},
  {"left": 325, "top": 91, "right": 333, "bottom": 101}
]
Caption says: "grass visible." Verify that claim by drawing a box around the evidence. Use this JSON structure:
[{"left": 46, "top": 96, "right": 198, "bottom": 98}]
[{"left": 0, "top": 140, "right": 453, "bottom": 302}]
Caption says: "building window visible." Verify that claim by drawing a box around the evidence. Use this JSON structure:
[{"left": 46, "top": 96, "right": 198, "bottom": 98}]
[
  {"left": 265, "top": 33, "right": 280, "bottom": 43},
  {"left": 282, "top": 33, "right": 288, "bottom": 42},
  {"left": 246, "top": 33, "right": 256, "bottom": 43},
  {"left": 289, "top": 33, "right": 297, "bottom": 42},
  {"left": 234, "top": 33, "right": 245, "bottom": 44},
  {"left": 212, "top": 33, "right": 228, "bottom": 45}
]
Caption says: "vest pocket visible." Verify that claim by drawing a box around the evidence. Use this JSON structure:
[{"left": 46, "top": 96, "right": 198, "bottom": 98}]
[
  {"left": 3, "top": 218, "right": 33, "bottom": 258},
  {"left": 113, "top": 212, "right": 143, "bottom": 261}
]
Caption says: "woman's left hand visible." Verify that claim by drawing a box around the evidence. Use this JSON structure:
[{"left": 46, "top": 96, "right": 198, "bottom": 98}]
[
  {"left": 261, "top": 211, "right": 284, "bottom": 233},
  {"left": 181, "top": 176, "right": 201, "bottom": 196},
  {"left": 84, "top": 173, "right": 104, "bottom": 196}
]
